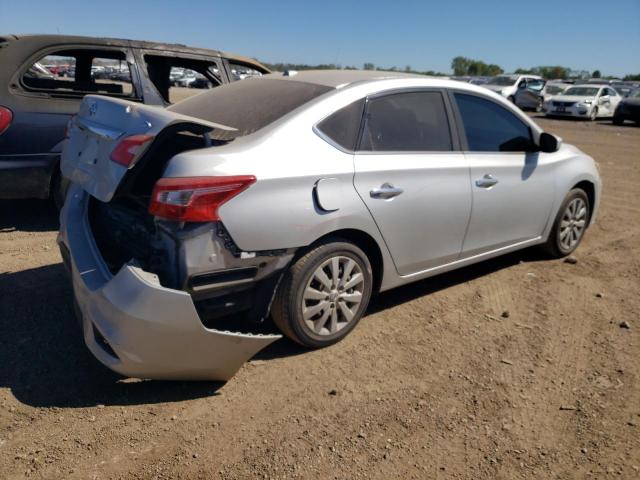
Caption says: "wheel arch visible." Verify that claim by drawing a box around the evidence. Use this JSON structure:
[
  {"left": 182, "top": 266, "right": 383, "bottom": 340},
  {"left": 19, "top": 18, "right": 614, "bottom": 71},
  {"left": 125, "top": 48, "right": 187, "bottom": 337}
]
[
  {"left": 571, "top": 180, "right": 596, "bottom": 226},
  {"left": 300, "top": 228, "right": 385, "bottom": 295}
]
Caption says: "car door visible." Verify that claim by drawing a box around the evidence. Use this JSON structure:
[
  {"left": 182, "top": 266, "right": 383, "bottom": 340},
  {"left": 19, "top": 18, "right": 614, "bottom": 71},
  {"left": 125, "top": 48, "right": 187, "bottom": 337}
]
[
  {"left": 353, "top": 89, "right": 472, "bottom": 276},
  {"left": 451, "top": 91, "right": 555, "bottom": 257},
  {"left": 603, "top": 87, "right": 620, "bottom": 115}
]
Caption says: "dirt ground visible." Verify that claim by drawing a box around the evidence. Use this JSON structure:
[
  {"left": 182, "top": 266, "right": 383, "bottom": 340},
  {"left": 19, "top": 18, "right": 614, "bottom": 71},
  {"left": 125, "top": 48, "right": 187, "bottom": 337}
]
[{"left": 1, "top": 115, "right": 639, "bottom": 479}]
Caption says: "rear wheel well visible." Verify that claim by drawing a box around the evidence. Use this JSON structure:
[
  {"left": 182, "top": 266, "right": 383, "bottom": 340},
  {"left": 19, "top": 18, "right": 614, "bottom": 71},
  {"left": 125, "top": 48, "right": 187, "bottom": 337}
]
[
  {"left": 300, "top": 229, "right": 384, "bottom": 294},
  {"left": 571, "top": 180, "right": 595, "bottom": 226}
]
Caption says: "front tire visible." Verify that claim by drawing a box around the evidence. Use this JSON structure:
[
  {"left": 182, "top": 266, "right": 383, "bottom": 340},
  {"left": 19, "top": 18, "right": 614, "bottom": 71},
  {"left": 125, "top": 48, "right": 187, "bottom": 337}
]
[
  {"left": 271, "top": 239, "right": 373, "bottom": 348},
  {"left": 542, "top": 189, "right": 590, "bottom": 258},
  {"left": 589, "top": 107, "right": 598, "bottom": 121}
]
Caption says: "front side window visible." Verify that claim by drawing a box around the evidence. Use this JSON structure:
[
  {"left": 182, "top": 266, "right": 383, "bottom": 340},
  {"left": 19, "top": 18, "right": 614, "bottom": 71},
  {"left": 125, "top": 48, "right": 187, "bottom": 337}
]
[
  {"left": 22, "top": 49, "right": 136, "bottom": 98},
  {"left": 454, "top": 93, "right": 533, "bottom": 152},
  {"left": 359, "top": 91, "right": 453, "bottom": 152},
  {"left": 316, "top": 99, "right": 365, "bottom": 151},
  {"left": 527, "top": 79, "right": 545, "bottom": 91}
]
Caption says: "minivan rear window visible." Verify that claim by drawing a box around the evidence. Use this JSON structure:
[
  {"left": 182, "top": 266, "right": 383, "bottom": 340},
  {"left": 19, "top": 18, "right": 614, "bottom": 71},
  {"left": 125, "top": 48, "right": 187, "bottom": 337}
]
[{"left": 169, "top": 78, "right": 332, "bottom": 139}]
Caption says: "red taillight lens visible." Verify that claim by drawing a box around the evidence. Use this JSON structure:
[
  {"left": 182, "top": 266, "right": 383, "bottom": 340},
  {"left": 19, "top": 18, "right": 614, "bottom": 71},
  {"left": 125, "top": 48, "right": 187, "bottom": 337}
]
[
  {"left": 149, "top": 176, "right": 256, "bottom": 222},
  {"left": 110, "top": 134, "right": 154, "bottom": 167},
  {"left": 0, "top": 107, "right": 13, "bottom": 135}
]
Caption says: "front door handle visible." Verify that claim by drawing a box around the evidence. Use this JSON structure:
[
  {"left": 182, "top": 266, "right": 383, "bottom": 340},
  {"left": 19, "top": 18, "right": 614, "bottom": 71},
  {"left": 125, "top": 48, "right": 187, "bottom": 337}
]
[
  {"left": 370, "top": 183, "right": 404, "bottom": 199},
  {"left": 475, "top": 174, "right": 498, "bottom": 188}
]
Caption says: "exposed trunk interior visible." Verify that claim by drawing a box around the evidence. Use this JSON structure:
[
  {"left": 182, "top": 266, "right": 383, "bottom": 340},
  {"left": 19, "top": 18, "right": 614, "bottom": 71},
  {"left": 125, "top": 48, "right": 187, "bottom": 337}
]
[{"left": 88, "top": 125, "right": 219, "bottom": 287}]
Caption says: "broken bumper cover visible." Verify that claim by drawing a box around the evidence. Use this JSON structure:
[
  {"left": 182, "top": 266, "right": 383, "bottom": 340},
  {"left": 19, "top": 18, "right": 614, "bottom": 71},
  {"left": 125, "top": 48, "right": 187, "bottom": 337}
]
[{"left": 57, "top": 186, "right": 281, "bottom": 381}]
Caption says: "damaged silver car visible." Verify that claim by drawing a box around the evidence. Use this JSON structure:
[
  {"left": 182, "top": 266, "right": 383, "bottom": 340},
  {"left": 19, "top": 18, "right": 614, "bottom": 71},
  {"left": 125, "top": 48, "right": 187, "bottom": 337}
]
[{"left": 58, "top": 70, "right": 601, "bottom": 381}]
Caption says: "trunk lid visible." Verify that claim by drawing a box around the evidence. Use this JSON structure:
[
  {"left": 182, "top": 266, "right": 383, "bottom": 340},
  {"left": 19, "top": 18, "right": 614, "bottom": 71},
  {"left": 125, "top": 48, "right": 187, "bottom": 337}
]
[{"left": 61, "top": 95, "right": 236, "bottom": 202}]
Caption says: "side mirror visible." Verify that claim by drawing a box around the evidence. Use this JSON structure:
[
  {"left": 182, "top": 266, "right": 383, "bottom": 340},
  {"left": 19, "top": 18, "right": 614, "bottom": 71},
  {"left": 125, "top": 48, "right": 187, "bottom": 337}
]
[
  {"left": 599, "top": 96, "right": 610, "bottom": 104},
  {"left": 539, "top": 132, "right": 560, "bottom": 153},
  {"left": 518, "top": 82, "right": 526, "bottom": 89}
]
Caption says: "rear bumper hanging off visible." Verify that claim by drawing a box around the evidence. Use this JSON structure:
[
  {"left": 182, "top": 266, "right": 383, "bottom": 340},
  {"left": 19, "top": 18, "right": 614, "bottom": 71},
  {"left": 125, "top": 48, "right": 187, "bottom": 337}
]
[{"left": 57, "top": 185, "right": 281, "bottom": 381}]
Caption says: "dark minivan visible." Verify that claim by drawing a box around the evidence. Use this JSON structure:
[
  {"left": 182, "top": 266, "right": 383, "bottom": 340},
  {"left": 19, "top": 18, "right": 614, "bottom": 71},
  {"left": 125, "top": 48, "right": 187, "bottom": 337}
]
[{"left": 0, "top": 34, "right": 268, "bottom": 206}]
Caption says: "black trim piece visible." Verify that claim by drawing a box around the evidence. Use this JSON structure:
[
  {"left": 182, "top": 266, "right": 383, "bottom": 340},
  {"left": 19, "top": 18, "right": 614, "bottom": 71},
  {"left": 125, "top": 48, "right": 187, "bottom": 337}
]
[{"left": 189, "top": 267, "right": 258, "bottom": 290}]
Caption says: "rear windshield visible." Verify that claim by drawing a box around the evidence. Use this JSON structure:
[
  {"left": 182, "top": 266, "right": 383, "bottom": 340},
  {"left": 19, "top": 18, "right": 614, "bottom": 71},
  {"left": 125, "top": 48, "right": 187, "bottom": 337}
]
[{"left": 168, "top": 78, "right": 333, "bottom": 139}]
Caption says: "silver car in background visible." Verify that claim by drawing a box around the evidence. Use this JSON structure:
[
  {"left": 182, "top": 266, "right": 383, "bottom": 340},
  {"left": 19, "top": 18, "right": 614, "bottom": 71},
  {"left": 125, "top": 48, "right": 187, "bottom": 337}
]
[
  {"left": 59, "top": 71, "right": 601, "bottom": 380},
  {"left": 544, "top": 84, "right": 622, "bottom": 120}
]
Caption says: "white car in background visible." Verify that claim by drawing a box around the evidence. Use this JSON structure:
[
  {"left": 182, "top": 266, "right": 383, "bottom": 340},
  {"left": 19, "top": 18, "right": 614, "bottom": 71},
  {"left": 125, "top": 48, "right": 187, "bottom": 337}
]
[
  {"left": 483, "top": 74, "right": 544, "bottom": 103},
  {"left": 544, "top": 84, "right": 622, "bottom": 120}
]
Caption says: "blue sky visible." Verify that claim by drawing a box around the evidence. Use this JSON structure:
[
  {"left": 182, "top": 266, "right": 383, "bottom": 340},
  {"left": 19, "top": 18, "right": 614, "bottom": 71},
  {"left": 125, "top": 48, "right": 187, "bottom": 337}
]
[{"left": 1, "top": 0, "right": 638, "bottom": 77}]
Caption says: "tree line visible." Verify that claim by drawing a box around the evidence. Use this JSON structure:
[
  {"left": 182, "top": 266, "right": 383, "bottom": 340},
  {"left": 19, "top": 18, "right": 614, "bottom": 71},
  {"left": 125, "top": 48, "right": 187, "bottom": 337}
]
[{"left": 261, "top": 58, "right": 639, "bottom": 81}]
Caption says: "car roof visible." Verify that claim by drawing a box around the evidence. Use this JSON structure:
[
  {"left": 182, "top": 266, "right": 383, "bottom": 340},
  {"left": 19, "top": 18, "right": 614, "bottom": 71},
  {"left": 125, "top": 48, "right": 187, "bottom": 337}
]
[
  {"left": 573, "top": 84, "right": 608, "bottom": 88},
  {"left": 262, "top": 69, "right": 439, "bottom": 88},
  {"left": 0, "top": 34, "right": 268, "bottom": 71}
]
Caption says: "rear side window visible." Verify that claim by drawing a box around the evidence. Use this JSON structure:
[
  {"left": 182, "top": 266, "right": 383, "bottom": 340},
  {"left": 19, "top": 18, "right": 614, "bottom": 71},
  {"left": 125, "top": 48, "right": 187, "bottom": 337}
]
[
  {"left": 359, "top": 91, "right": 453, "bottom": 152},
  {"left": 316, "top": 99, "right": 365, "bottom": 151},
  {"left": 454, "top": 93, "right": 532, "bottom": 152},
  {"left": 22, "top": 49, "right": 136, "bottom": 98}
]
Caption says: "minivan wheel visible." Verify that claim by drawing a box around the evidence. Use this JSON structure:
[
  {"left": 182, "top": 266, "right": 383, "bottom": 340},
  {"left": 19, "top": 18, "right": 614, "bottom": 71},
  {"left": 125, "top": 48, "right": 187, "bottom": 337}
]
[
  {"left": 542, "top": 189, "right": 590, "bottom": 258},
  {"left": 271, "top": 240, "right": 373, "bottom": 348},
  {"left": 535, "top": 97, "right": 543, "bottom": 113}
]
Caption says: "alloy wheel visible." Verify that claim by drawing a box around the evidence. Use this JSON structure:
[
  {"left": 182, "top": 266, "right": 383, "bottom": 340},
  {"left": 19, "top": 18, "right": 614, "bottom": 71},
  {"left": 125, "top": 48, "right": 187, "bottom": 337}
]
[
  {"left": 301, "top": 256, "right": 364, "bottom": 336},
  {"left": 559, "top": 197, "right": 587, "bottom": 251}
]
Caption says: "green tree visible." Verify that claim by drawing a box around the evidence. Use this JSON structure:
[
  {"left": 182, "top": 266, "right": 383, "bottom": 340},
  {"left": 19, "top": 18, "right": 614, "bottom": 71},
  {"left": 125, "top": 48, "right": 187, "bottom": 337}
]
[
  {"left": 451, "top": 56, "right": 503, "bottom": 76},
  {"left": 592, "top": 70, "right": 601, "bottom": 78},
  {"left": 363, "top": 62, "right": 375, "bottom": 70}
]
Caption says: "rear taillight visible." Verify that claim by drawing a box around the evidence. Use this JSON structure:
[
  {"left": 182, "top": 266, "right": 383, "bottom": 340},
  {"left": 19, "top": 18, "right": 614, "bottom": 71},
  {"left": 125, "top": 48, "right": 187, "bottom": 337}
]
[
  {"left": 110, "top": 134, "right": 154, "bottom": 167},
  {"left": 149, "top": 176, "right": 256, "bottom": 222},
  {"left": 0, "top": 106, "right": 13, "bottom": 135}
]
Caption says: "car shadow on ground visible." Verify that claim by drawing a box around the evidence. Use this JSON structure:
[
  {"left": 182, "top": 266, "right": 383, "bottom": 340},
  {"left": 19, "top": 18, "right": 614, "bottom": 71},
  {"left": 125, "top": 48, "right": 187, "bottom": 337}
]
[
  {"left": 256, "top": 248, "right": 550, "bottom": 360},
  {"left": 0, "top": 199, "right": 59, "bottom": 233},
  {"left": 0, "top": 263, "right": 223, "bottom": 409},
  {"left": 1, "top": 198, "right": 550, "bottom": 408}
]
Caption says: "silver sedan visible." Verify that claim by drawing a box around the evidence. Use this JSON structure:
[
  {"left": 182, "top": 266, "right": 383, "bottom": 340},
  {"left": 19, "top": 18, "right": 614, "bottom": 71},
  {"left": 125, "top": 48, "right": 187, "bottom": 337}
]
[{"left": 59, "top": 70, "right": 601, "bottom": 380}]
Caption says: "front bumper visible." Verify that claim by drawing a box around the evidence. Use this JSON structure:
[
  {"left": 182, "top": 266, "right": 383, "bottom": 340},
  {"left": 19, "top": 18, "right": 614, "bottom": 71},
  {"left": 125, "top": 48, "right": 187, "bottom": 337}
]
[
  {"left": 544, "top": 104, "right": 593, "bottom": 118},
  {"left": 57, "top": 186, "right": 281, "bottom": 381}
]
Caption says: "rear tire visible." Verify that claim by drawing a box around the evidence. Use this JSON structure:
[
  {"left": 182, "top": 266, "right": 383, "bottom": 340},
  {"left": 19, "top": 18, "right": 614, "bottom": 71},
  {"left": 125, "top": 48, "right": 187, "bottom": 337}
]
[
  {"left": 535, "top": 97, "right": 543, "bottom": 113},
  {"left": 271, "top": 239, "right": 373, "bottom": 348},
  {"left": 542, "top": 189, "right": 590, "bottom": 258}
]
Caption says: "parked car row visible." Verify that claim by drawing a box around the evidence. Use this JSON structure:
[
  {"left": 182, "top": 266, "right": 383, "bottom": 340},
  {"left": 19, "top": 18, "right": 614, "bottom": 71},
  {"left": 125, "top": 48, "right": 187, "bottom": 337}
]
[{"left": 473, "top": 74, "right": 639, "bottom": 124}]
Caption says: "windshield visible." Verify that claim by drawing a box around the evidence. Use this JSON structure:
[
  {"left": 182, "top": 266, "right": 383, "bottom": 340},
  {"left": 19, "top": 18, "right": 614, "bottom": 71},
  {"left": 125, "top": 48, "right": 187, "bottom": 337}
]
[
  {"left": 487, "top": 76, "right": 517, "bottom": 86},
  {"left": 169, "top": 78, "right": 332, "bottom": 139},
  {"left": 563, "top": 87, "right": 600, "bottom": 96},
  {"left": 546, "top": 85, "right": 567, "bottom": 95}
]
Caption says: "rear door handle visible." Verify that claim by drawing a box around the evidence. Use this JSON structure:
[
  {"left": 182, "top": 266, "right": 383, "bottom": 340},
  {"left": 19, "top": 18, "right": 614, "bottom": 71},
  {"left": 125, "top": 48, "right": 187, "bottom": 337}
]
[
  {"left": 370, "top": 183, "right": 404, "bottom": 199},
  {"left": 475, "top": 174, "right": 498, "bottom": 188}
]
